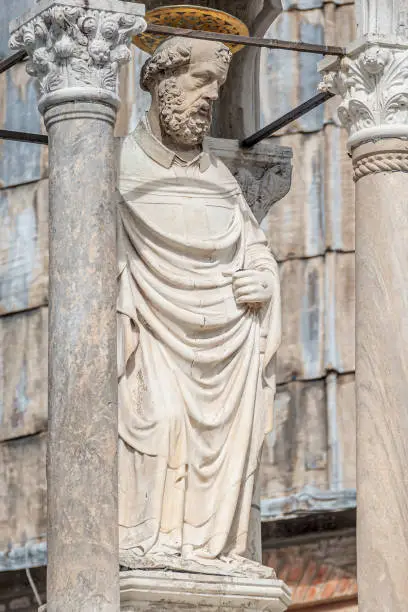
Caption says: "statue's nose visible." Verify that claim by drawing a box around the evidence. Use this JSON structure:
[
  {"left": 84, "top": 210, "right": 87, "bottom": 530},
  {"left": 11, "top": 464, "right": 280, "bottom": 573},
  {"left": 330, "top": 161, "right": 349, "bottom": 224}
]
[{"left": 205, "top": 82, "right": 219, "bottom": 101}]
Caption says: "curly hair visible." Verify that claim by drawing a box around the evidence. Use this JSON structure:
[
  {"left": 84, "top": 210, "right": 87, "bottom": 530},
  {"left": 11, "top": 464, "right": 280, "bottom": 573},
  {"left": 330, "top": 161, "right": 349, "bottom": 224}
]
[
  {"left": 215, "top": 46, "right": 232, "bottom": 65},
  {"left": 140, "top": 37, "right": 193, "bottom": 92}
]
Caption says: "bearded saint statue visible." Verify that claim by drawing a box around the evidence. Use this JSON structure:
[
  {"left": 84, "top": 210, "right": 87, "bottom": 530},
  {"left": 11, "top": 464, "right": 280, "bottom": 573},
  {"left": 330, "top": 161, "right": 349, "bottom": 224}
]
[{"left": 117, "top": 33, "right": 281, "bottom": 577}]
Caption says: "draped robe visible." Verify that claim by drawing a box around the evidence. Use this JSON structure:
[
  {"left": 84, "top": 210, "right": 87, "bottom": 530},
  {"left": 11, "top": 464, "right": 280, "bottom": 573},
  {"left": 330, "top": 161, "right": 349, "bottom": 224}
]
[{"left": 117, "top": 120, "right": 281, "bottom": 566}]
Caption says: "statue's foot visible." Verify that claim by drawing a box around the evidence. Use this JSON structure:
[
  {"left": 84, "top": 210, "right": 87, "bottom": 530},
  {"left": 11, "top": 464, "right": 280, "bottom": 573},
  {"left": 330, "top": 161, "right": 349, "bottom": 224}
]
[
  {"left": 218, "top": 553, "right": 276, "bottom": 579},
  {"left": 120, "top": 548, "right": 275, "bottom": 579},
  {"left": 120, "top": 549, "right": 179, "bottom": 571}
]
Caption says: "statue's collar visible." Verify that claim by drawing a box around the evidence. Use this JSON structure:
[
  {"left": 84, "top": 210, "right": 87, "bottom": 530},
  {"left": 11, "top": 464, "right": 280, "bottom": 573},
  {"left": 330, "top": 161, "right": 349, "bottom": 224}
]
[{"left": 132, "top": 117, "right": 212, "bottom": 173}]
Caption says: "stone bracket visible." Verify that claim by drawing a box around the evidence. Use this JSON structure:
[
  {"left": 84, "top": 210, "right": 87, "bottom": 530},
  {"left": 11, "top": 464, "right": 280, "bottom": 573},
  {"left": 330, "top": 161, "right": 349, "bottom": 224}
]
[{"left": 207, "top": 137, "right": 293, "bottom": 224}]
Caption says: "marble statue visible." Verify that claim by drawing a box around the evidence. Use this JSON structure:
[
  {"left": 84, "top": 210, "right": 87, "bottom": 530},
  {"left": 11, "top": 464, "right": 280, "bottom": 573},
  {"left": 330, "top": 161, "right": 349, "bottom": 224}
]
[{"left": 117, "top": 36, "right": 281, "bottom": 578}]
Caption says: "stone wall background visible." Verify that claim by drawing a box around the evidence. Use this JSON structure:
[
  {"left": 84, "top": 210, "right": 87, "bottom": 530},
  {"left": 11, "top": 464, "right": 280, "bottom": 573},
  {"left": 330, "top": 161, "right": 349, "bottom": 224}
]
[
  {"left": 259, "top": 0, "right": 357, "bottom": 522},
  {"left": 0, "top": 0, "right": 357, "bottom": 608}
]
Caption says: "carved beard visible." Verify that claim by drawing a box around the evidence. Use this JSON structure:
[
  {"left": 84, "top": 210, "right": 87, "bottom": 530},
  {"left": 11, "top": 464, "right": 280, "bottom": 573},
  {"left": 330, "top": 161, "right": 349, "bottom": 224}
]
[{"left": 158, "top": 77, "right": 212, "bottom": 146}]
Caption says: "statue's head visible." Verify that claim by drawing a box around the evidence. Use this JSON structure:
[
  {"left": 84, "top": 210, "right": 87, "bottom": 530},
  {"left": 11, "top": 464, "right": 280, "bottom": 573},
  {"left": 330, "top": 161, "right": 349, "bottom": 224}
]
[{"left": 141, "top": 37, "right": 232, "bottom": 146}]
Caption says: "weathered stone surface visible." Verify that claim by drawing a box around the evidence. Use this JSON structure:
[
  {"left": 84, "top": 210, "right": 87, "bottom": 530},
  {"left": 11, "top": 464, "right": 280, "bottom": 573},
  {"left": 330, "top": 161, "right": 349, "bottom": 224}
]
[
  {"left": 0, "top": 307, "right": 47, "bottom": 441},
  {"left": 259, "top": 9, "right": 325, "bottom": 135},
  {"left": 261, "top": 379, "right": 328, "bottom": 502},
  {"left": 326, "top": 372, "right": 356, "bottom": 492},
  {"left": 323, "top": 125, "right": 355, "bottom": 253},
  {"left": 277, "top": 257, "right": 325, "bottom": 382},
  {"left": 0, "top": 60, "right": 48, "bottom": 190},
  {"left": 263, "top": 126, "right": 355, "bottom": 260},
  {"left": 0, "top": 433, "right": 47, "bottom": 571},
  {"left": 276, "top": 252, "right": 355, "bottom": 383},
  {"left": 120, "top": 570, "right": 291, "bottom": 611},
  {"left": 355, "top": 0, "right": 408, "bottom": 37},
  {"left": 323, "top": 2, "right": 357, "bottom": 126},
  {"left": 260, "top": 372, "right": 356, "bottom": 512},
  {"left": 263, "top": 132, "right": 325, "bottom": 261},
  {"left": 324, "top": 251, "right": 355, "bottom": 374},
  {"left": 0, "top": 180, "right": 49, "bottom": 315},
  {"left": 45, "top": 100, "right": 119, "bottom": 612}
]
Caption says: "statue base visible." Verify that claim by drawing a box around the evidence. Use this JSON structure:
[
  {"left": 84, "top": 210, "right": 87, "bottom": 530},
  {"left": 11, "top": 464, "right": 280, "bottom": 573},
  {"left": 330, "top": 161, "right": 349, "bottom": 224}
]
[{"left": 120, "top": 569, "right": 291, "bottom": 611}]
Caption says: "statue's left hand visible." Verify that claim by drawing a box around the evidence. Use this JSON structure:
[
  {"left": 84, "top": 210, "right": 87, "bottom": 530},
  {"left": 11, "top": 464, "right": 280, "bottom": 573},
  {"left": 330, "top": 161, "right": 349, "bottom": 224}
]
[{"left": 231, "top": 269, "right": 274, "bottom": 310}]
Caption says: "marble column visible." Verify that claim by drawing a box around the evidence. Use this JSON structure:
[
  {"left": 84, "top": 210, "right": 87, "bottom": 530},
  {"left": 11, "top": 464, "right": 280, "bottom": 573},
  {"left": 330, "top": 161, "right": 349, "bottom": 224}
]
[
  {"left": 9, "top": 2, "right": 146, "bottom": 611},
  {"left": 319, "top": 2, "right": 408, "bottom": 609}
]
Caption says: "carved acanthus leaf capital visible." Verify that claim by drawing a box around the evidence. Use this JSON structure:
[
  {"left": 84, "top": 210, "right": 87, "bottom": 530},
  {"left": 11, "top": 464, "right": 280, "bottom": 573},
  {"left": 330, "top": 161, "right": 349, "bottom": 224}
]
[
  {"left": 319, "top": 41, "right": 408, "bottom": 149},
  {"left": 9, "top": 1, "right": 146, "bottom": 111}
]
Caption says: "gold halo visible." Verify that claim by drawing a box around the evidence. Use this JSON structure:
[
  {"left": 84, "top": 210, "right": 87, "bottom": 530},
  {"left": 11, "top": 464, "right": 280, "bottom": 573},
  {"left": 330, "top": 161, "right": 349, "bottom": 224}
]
[{"left": 133, "top": 5, "right": 249, "bottom": 55}]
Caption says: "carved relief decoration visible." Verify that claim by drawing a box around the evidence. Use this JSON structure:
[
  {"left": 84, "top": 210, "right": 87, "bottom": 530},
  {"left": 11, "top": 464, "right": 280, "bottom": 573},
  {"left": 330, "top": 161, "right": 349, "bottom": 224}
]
[
  {"left": 9, "top": 5, "right": 146, "bottom": 97},
  {"left": 319, "top": 45, "right": 408, "bottom": 141},
  {"left": 353, "top": 151, "right": 408, "bottom": 181},
  {"left": 207, "top": 138, "right": 293, "bottom": 223}
]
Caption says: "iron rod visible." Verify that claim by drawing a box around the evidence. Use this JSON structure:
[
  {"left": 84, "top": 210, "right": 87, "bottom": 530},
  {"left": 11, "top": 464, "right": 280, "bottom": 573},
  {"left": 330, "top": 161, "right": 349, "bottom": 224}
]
[
  {"left": 240, "top": 91, "right": 335, "bottom": 148},
  {"left": 0, "top": 50, "right": 27, "bottom": 75},
  {"left": 145, "top": 24, "right": 345, "bottom": 56},
  {"left": 0, "top": 92, "right": 336, "bottom": 149},
  {"left": 0, "top": 129, "right": 48, "bottom": 145}
]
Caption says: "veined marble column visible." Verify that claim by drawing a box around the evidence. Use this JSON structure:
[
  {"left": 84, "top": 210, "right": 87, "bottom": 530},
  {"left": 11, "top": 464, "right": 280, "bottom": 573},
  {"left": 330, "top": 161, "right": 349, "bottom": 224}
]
[
  {"left": 9, "top": 2, "right": 146, "bottom": 611},
  {"left": 319, "top": 2, "right": 408, "bottom": 609}
]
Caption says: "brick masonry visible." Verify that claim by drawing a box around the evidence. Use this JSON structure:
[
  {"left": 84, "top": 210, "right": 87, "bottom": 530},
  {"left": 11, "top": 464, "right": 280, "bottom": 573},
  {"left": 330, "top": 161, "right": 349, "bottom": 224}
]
[{"left": 263, "top": 532, "right": 357, "bottom": 608}]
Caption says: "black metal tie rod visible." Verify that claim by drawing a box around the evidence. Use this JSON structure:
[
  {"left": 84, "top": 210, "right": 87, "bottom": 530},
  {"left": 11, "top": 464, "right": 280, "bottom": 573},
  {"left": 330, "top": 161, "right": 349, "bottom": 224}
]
[
  {"left": 0, "top": 43, "right": 337, "bottom": 148},
  {"left": 0, "top": 129, "right": 48, "bottom": 145},
  {"left": 0, "top": 92, "right": 336, "bottom": 148},
  {"left": 240, "top": 91, "right": 335, "bottom": 148},
  {"left": 0, "top": 91, "right": 335, "bottom": 149},
  {"left": 1, "top": 29, "right": 344, "bottom": 66},
  {"left": 145, "top": 24, "right": 345, "bottom": 57},
  {"left": 0, "top": 49, "right": 27, "bottom": 75}
]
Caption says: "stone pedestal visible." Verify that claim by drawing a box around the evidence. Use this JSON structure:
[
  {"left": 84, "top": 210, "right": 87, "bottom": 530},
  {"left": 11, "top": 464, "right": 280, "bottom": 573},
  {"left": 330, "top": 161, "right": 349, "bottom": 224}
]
[{"left": 120, "top": 571, "right": 291, "bottom": 611}]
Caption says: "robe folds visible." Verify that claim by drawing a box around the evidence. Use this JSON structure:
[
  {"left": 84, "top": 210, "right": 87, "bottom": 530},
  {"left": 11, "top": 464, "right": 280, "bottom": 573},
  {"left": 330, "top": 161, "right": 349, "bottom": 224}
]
[{"left": 117, "top": 120, "right": 281, "bottom": 563}]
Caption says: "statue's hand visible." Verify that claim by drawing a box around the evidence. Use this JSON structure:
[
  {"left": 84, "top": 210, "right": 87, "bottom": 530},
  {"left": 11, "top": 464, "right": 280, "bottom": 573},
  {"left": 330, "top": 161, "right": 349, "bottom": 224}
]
[{"left": 231, "top": 269, "right": 274, "bottom": 310}]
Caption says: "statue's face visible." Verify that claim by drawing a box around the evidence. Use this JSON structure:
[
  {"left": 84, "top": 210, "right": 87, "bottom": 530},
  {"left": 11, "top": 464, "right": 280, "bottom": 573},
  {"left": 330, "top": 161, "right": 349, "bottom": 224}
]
[{"left": 157, "top": 40, "right": 230, "bottom": 146}]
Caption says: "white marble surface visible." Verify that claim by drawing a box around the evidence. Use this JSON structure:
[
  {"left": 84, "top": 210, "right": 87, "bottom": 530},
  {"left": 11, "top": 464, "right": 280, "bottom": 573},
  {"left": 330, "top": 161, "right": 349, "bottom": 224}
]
[
  {"left": 320, "top": 1, "right": 408, "bottom": 608},
  {"left": 117, "top": 37, "right": 282, "bottom": 578},
  {"left": 120, "top": 570, "right": 291, "bottom": 611},
  {"left": 354, "top": 138, "right": 408, "bottom": 612}
]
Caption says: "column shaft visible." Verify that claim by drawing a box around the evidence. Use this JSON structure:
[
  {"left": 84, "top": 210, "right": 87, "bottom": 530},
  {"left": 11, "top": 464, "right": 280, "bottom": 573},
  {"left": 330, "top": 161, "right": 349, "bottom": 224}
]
[
  {"left": 354, "top": 139, "right": 408, "bottom": 611},
  {"left": 46, "top": 101, "right": 118, "bottom": 612},
  {"left": 9, "top": 2, "right": 146, "bottom": 609}
]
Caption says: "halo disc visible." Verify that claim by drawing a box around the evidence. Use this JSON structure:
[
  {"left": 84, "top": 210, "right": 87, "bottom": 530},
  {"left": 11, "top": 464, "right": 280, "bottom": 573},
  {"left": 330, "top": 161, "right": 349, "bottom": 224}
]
[{"left": 133, "top": 5, "right": 249, "bottom": 55}]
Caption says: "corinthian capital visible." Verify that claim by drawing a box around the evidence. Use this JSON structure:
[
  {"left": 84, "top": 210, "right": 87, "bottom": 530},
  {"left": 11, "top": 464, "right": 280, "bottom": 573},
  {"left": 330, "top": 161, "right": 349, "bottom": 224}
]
[
  {"left": 319, "top": 39, "right": 408, "bottom": 150},
  {"left": 9, "top": 0, "right": 146, "bottom": 113}
]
